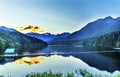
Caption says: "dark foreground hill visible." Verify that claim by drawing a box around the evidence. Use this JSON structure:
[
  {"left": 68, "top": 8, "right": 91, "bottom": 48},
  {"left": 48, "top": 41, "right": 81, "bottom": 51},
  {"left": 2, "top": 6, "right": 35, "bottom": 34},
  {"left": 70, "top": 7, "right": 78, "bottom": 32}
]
[{"left": 0, "top": 26, "right": 47, "bottom": 58}]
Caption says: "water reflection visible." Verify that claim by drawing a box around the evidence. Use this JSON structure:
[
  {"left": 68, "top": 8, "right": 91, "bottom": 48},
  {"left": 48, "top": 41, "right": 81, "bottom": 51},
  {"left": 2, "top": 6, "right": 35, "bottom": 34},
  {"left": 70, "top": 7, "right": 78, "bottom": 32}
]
[
  {"left": 0, "top": 55, "right": 116, "bottom": 77},
  {"left": 39, "top": 45, "right": 120, "bottom": 72},
  {"left": 0, "top": 45, "right": 120, "bottom": 72}
]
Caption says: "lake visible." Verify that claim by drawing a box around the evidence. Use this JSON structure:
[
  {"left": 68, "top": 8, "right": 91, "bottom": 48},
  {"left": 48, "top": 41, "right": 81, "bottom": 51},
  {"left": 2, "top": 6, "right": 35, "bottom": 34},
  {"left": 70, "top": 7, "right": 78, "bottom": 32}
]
[
  {"left": 0, "top": 45, "right": 120, "bottom": 73},
  {"left": 0, "top": 45, "right": 120, "bottom": 77},
  {"left": 38, "top": 45, "right": 120, "bottom": 72}
]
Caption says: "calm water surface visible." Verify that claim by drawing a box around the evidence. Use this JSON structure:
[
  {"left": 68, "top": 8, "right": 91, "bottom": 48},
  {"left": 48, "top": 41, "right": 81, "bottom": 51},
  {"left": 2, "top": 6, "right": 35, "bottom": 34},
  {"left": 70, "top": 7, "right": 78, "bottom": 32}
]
[
  {"left": 0, "top": 45, "right": 120, "bottom": 73},
  {"left": 39, "top": 45, "right": 120, "bottom": 72}
]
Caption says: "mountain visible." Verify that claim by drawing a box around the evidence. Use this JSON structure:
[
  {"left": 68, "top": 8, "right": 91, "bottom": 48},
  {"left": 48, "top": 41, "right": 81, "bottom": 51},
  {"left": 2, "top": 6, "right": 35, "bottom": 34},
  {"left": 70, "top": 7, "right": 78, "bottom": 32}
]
[
  {"left": 26, "top": 33, "right": 56, "bottom": 42},
  {"left": 65, "top": 16, "right": 120, "bottom": 41},
  {"left": 82, "top": 31, "right": 120, "bottom": 47},
  {"left": 0, "top": 26, "right": 47, "bottom": 57},
  {"left": 49, "top": 16, "right": 120, "bottom": 46},
  {"left": 80, "top": 31, "right": 120, "bottom": 59},
  {"left": 50, "top": 32, "right": 70, "bottom": 42},
  {"left": 27, "top": 16, "right": 120, "bottom": 45},
  {"left": 26, "top": 32, "right": 70, "bottom": 43}
]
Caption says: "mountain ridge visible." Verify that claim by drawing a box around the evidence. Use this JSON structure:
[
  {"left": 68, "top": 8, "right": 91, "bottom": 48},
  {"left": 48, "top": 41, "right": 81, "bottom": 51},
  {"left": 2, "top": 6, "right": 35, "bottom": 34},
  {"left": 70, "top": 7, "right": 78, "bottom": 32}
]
[
  {"left": 0, "top": 26, "right": 47, "bottom": 57},
  {"left": 64, "top": 16, "right": 120, "bottom": 41},
  {"left": 26, "top": 32, "right": 70, "bottom": 43}
]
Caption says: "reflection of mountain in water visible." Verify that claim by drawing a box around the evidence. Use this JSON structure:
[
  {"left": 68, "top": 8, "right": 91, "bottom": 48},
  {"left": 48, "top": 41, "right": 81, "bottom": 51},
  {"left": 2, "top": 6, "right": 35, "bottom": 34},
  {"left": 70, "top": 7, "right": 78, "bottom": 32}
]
[
  {"left": 0, "top": 55, "right": 119, "bottom": 77},
  {"left": 39, "top": 45, "right": 120, "bottom": 72}
]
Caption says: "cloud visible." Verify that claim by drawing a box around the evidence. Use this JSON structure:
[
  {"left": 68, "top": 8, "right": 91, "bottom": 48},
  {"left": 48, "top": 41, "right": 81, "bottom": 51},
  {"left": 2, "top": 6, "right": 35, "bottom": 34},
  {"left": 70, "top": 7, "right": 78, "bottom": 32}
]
[{"left": 16, "top": 25, "right": 44, "bottom": 33}]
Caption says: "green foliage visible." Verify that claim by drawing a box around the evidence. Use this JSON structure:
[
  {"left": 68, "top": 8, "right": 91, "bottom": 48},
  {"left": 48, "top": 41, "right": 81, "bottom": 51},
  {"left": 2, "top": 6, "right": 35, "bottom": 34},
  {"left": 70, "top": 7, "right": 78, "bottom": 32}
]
[
  {"left": 1, "top": 69, "right": 120, "bottom": 77},
  {"left": 24, "top": 70, "right": 120, "bottom": 77},
  {"left": 24, "top": 71, "right": 74, "bottom": 77},
  {"left": 117, "top": 74, "right": 120, "bottom": 77},
  {"left": 76, "top": 69, "right": 102, "bottom": 77},
  {"left": 116, "top": 42, "right": 120, "bottom": 47}
]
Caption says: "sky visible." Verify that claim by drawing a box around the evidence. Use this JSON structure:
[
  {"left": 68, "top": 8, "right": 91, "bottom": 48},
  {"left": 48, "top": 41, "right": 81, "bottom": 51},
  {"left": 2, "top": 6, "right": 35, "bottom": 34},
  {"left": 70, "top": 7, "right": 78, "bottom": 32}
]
[{"left": 0, "top": 0, "right": 120, "bottom": 34}]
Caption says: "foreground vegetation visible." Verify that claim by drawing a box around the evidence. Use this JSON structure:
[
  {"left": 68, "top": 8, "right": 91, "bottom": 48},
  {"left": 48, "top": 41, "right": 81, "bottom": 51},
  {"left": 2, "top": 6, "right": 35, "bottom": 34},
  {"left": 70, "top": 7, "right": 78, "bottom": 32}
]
[
  {"left": 24, "top": 70, "right": 120, "bottom": 77},
  {"left": 25, "top": 71, "right": 74, "bottom": 77}
]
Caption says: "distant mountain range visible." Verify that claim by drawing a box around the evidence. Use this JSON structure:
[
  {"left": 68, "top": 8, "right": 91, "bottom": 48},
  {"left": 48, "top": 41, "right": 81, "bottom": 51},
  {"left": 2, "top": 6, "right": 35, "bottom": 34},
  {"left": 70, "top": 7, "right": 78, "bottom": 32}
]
[
  {"left": 26, "top": 16, "right": 120, "bottom": 43},
  {"left": 65, "top": 16, "right": 120, "bottom": 40},
  {"left": 49, "top": 16, "right": 120, "bottom": 47},
  {"left": 0, "top": 26, "right": 47, "bottom": 58},
  {"left": 24, "top": 16, "right": 120, "bottom": 48},
  {"left": 26, "top": 32, "right": 70, "bottom": 43},
  {"left": 1, "top": 16, "right": 120, "bottom": 57}
]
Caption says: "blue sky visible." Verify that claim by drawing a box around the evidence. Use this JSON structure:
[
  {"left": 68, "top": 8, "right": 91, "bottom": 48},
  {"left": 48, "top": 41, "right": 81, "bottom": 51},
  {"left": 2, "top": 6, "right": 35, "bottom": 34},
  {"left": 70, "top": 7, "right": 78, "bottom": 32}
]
[{"left": 0, "top": 0, "right": 120, "bottom": 33}]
